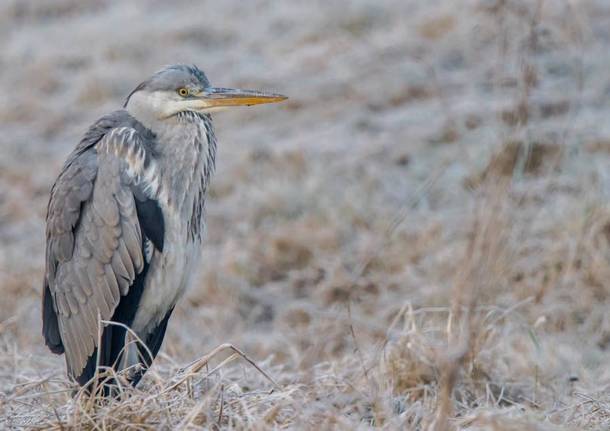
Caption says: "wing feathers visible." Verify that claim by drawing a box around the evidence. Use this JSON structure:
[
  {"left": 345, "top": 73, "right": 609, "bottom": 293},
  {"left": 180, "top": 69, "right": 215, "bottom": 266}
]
[
  {"left": 117, "top": 241, "right": 136, "bottom": 284},
  {"left": 54, "top": 233, "right": 75, "bottom": 263},
  {"left": 103, "top": 264, "right": 121, "bottom": 303},
  {"left": 71, "top": 285, "right": 88, "bottom": 305},
  {"left": 43, "top": 126, "right": 163, "bottom": 378},
  {"left": 111, "top": 251, "right": 130, "bottom": 291},
  {"left": 56, "top": 292, "right": 71, "bottom": 317}
]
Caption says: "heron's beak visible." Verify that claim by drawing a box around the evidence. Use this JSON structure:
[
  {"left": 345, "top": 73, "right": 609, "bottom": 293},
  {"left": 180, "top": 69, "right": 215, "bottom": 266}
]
[{"left": 195, "top": 87, "right": 287, "bottom": 109}]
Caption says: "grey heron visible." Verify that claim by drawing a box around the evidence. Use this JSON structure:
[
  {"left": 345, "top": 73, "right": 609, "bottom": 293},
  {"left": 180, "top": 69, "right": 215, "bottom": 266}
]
[{"left": 41, "top": 64, "right": 286, "bottom": 392}]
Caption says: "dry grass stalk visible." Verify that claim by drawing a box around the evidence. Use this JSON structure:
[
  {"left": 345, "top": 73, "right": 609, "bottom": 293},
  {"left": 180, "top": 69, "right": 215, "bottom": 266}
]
[
  {"left": 164, "top": 343, "right": 279, "bottom": 394},
  {"left": 428, "top": 182, "right": 513, "bottom": 431}
]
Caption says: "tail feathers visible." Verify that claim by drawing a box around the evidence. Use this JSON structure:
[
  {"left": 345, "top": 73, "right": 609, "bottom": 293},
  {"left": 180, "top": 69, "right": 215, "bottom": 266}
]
[{"left": 42, "top": 282, "right": 64, "bottom": 354}]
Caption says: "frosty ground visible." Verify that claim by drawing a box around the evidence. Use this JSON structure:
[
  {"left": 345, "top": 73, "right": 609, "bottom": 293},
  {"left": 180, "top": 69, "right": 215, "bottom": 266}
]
[{"left": 0, "top": 0, "right": 609, "bottom": 429}]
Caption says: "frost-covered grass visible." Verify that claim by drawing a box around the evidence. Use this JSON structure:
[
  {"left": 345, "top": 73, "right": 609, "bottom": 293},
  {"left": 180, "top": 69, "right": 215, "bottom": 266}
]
[{"left": 1, "top": 0, "right": 609, "bottom": 429}]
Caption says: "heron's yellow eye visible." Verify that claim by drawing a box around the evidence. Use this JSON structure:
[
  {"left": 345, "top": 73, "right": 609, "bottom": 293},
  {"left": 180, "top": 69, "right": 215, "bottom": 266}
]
[{"left": 178, "top": 88, "right": 189, "bottom": 97}]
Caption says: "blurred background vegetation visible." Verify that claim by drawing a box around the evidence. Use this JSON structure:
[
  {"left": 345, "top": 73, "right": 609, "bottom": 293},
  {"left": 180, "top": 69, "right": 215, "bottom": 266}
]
[{"left": 0, "top": 0, "right": 609, "bottom": 429}]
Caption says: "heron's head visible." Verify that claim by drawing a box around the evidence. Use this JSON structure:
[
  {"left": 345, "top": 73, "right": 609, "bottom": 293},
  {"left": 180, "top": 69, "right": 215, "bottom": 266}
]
[{"left": 124, "top": 64, "right": 286, "bottom": 122}]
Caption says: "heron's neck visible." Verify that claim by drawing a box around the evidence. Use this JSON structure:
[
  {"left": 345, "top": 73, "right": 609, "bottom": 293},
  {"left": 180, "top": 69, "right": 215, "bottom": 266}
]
[{"left": 152, "top": 113, "right": 216, "bottom": 240}]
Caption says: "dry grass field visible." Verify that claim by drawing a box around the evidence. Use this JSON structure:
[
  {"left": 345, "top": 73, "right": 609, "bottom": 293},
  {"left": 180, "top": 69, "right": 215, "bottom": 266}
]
[{"left": 1, "top": 0, "right": 609, "bottom": 429}]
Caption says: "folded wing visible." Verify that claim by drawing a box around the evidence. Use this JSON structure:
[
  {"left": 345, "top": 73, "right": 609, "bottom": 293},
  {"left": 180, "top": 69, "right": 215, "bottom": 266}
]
[{"left": 43, "top": 126, "right": 162, "bottom": 380}]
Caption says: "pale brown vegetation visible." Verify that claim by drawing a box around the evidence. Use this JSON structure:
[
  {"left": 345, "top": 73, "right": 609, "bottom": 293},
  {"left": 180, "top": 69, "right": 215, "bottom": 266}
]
[{"left": 1, "top": 0, "right": 610, "bottom": 429}]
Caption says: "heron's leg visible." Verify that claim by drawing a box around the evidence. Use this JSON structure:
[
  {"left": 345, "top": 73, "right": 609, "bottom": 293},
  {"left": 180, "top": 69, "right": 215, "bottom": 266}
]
[{"left": 129, "top": 307, "right": 174, "bottom": 386}]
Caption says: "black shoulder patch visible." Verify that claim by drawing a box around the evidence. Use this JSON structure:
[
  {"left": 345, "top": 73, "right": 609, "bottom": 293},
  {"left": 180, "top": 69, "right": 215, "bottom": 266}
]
[{"left": 134, "top": 197, "right": 164, "bottom": 252}]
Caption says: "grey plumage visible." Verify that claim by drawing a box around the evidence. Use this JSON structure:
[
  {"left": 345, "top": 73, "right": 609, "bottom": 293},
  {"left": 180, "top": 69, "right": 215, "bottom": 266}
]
[
  {"left": 42, "top": 64, "right": 286, "bottom": 390},
  {"left": 44, "top": 111, "right": 190, "bottom": 381}
]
